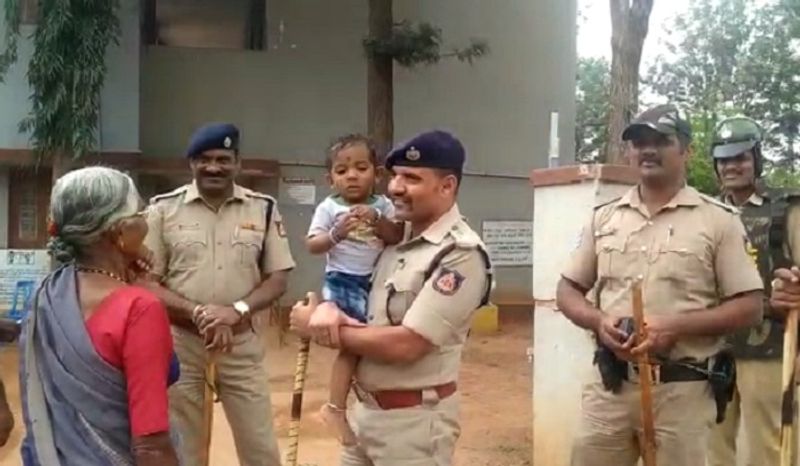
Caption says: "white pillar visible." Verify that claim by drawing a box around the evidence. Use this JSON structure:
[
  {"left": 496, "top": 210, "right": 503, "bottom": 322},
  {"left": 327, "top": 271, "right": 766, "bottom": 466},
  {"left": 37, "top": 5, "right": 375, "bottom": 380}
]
[{"left": 531, "top": 164, "right": 637, "bottom": 466}]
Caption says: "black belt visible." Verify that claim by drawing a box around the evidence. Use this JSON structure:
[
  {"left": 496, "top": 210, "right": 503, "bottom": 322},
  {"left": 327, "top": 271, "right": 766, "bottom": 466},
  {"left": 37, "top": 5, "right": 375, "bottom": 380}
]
[{"left": 623, "top": 360, "right": 709, "bottom": 384}]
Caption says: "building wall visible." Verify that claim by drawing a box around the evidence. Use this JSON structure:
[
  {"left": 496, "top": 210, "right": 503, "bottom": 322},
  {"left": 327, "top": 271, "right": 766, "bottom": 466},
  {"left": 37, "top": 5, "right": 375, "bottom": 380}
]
[
  {"left": 0, "top": 168, "right": 8, "bottom": 248},
  {"left": 0, "top": 0, "right": 141, "bottom": 152},
  {"left": 137, "top": 0, "right": 578, "bottom": 301}
]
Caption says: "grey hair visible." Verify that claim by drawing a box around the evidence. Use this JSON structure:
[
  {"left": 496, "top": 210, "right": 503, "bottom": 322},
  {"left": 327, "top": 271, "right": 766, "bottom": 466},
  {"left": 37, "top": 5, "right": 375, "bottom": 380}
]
[{"left": 48, "top": 166, "right": 140, "bottom": 263}]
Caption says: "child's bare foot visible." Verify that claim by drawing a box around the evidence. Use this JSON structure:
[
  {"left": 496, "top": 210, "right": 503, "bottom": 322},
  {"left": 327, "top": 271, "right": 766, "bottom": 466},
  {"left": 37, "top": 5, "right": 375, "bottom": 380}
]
[{"left": 319, "top": 403, "right": 357, "bottom": 446}]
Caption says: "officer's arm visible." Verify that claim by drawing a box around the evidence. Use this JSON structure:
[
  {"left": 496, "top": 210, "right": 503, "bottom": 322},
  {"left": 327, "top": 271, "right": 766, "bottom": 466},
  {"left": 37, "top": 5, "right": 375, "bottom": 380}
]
[
  {"left": 140, "top": 204, "right": 199, "bottom": 326},
  {"left": 338, "top": 326, "right": 433, "bottom": 364},
  {"left": 785, "top": 200, "right": 800, "bottom": 266},
  {"left": 340, "top": 248, "right": 487, "bottom": 364},
  {"left": 656, "top": 213, "right": 764, "bottom": 336},
  {"left": 556, "top": 219, "right": 602, "bottom": 331},
  {"left": 556, "top": 278, "right": 603, "bottom": 332},
  {"left": 239, "top": 270, "right": 290, "bottom": 313}
]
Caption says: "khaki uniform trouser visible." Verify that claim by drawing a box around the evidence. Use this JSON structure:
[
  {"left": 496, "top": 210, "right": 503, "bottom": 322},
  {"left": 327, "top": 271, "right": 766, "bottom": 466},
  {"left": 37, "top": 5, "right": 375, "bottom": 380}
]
[
  {"left": 341, "top": 390, "right": 461, "bottom": 466},
  {"left": 707, "top": 359, "right": 795, "bottom": 466},
  {"left": 169, "top": 326, "right": 281, "bottom": 466},
  {"left": 571, "top": 379, "right": 715, "bottom": 466}
]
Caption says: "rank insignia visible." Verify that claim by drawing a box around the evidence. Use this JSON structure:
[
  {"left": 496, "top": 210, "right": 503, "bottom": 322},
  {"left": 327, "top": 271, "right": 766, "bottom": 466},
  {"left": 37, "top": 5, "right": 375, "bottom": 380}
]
[
  {"left": 406, "top": 146, "right": 421, "bottom": 161},
  {"left": 432, "top": 267, "right": 465, "bottom": 295},
  {"left": 223, "top": 136, "right": 232, "bottom": 148}
]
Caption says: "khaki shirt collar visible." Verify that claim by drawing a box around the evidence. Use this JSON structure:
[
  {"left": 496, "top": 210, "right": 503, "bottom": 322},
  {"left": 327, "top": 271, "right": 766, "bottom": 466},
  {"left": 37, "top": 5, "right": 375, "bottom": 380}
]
[
  {"left": 618, "top": 184, "right": 702, "bottom": 211},
  {"left": 184, "top": 181, "right": 247, "bottom": 204},
  {"left": 404, "top": 203, "right": 462, "bottom": 246},
  {"left": 723, "top": 191, "right": 764, "bottom": 207}
]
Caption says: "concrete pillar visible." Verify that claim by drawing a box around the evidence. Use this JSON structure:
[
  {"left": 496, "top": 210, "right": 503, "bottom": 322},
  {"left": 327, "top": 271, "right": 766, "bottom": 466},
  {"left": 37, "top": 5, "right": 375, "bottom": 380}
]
[{"left": 531, "top": 164, "right": 638, "bottom": 466}]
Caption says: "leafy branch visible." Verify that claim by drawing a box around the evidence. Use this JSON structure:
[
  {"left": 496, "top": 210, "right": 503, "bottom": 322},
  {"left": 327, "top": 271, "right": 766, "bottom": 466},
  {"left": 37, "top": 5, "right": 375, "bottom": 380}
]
[
  {"left": 0, "top": 0, "right": 21, "bottom": 82},
  {"left": 0, "top": 0, "right": 121, "bottom": 163},
  {"left": 363, "top": 20, "right": 489, "bottom": 68}
]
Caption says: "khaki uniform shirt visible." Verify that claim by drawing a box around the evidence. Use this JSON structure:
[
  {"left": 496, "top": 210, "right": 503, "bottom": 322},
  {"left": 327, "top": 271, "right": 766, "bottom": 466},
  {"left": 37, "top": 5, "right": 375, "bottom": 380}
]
[
  {"left": 144, "top": 182, "right": 295, "bottom": 305},
  {"left": 563, "top": 185, "right": 763, "bottom": 361},
  {"left": 356, "top": 204, "right": 492, "bottom": 390}
]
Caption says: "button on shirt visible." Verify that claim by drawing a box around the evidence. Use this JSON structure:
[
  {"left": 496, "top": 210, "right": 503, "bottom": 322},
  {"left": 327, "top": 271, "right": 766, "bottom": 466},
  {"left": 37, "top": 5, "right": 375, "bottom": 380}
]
[
  {"left": 356, "top": 204, "right": 491, "bottom": 390},
  {"left": 562, "top": 185, "right": 763, "bottom": 361},
  {"left": 145, "top": 182, "right": 296, "bottom": 306}
]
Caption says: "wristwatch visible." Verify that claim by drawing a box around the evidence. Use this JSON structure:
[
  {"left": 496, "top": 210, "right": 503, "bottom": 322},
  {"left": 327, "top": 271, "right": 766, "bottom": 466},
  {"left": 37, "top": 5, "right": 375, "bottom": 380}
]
[{"left": 233, "top": 300, "right": 251, "bottom": 321}]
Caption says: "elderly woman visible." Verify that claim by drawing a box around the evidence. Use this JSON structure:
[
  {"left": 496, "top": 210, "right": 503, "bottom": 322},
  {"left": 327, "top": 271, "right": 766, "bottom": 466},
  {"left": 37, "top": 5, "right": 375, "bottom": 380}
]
[{"left": 19, "top": 166, "right": 180, "bottom": 466}]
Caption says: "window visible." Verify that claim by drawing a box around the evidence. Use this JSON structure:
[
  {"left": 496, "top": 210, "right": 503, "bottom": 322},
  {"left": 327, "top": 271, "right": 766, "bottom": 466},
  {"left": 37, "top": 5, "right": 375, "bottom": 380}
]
[
  {"left": 143, "top": 0, "right": 267, "bottom": 50},
  {"left": 8, "top": 168, "right": 50, "bottom": 250},
  {"left": 17, "top": 181, "right": 37, "bottom": 240}
]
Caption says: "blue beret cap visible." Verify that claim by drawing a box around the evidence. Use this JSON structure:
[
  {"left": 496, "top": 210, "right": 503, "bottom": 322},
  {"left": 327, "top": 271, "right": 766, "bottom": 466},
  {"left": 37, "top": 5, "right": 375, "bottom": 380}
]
[
  {"left": 185, "top": 123, "right": 240, "bottom": 158},
  {"left": 385, "top": 130, "right": 465, "bottom": 174}
]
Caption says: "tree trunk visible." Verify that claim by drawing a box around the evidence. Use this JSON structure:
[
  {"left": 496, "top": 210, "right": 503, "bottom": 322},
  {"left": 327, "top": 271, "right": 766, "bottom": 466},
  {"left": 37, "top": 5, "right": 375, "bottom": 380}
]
[
  {"left": 367, "top": 0, "right": 394, "bottom": 158},
  {"left": 604, "top": 0, "right": 654, "bottom": 164}
]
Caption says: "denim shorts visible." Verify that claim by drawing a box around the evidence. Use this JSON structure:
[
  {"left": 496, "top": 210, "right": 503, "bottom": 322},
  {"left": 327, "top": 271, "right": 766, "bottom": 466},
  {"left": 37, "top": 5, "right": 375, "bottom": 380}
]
[{"left": 322, "top": 271, "right": 371, "bottom": 324}]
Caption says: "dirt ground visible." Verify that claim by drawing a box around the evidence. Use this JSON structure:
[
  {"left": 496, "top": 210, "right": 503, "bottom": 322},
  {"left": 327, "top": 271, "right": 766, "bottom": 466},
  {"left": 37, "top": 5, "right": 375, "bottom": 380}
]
[{"left": 0, "top": 311, "right": 532, "bottom": 466}]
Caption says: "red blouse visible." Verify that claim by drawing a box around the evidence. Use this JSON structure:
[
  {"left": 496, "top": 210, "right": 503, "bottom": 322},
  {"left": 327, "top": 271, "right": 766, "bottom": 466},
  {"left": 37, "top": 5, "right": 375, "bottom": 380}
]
[{"left": 84, "top": 286, "right": 174, "bottom": 437}]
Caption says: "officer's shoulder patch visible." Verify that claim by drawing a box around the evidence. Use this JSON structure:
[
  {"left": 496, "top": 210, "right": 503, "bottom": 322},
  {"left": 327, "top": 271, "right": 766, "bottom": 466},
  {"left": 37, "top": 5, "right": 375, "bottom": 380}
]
[
  {"left": 432, "top": 267, "right": 465, "bottom": 296},
  {"left": 244, "top": 189, "right": 276, "bottom": 203},
  {"left": 149, "top": 185, "right": 188, "bottom": 205},
  {"left": 698, "top": 193, "right": 739, "bottom": 214}
]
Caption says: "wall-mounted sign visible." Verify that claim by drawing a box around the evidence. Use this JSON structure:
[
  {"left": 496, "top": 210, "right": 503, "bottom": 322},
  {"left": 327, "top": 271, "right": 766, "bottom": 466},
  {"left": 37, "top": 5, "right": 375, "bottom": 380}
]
[
  {"left": 481, "top": 220, "right": 533, "bottom": 267},
  {"left": 0, "top": 249, "right": 50, "bottom": 311}
]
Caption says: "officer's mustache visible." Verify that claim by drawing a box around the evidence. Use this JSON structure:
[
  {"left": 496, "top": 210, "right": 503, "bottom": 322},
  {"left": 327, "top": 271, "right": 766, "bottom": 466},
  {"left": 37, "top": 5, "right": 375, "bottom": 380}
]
[{"left": 638, "top": 156, "right": 662, "bottom": 166}]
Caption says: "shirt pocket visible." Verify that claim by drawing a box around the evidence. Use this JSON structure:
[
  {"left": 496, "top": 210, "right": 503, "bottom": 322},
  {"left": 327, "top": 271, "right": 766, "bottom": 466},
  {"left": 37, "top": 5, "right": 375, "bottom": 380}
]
[
  {"left": 231, "top": 229, "right": 264, "bottom": 268},
  {"left": 656, "top": 241, "right": 708, "bottom": 285},
  {"left": 166, "top": 227, "right": 207, "bottom": 270},
  {"left": 596, "top": 234, "right": 629, "bottom": 279},
  {"left": 384, "top": 270, "right": 425, "bottom": 325}
]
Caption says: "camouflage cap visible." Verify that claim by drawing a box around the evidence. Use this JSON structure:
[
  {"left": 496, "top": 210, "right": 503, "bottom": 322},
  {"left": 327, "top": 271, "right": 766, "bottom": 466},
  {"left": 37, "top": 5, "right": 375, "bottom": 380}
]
[{"left": 621, "top": 104, "right": 692, "bottom": 142}]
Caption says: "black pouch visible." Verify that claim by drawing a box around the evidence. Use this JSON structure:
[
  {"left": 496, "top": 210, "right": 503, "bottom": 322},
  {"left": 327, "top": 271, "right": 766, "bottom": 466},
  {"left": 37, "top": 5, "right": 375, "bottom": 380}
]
[
  {"left": 593, "top": 317, "right": 636, "bottom": 393},
  {"left": 708, "top": 350, "right": 736, "bottom": 424}
]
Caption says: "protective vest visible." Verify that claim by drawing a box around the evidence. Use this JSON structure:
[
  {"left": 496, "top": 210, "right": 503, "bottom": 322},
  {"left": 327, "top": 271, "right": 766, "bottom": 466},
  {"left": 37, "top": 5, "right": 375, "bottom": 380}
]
[{"left": 726, "top": 189, "right": 797, "bottom": 359}]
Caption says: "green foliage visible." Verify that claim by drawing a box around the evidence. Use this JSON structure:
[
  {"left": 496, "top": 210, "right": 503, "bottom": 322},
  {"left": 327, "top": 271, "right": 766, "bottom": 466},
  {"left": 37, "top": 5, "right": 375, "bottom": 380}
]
[
  {"left": 685, "top": 114, "right": 721, "bottom": 195},
  {"left": 646, "top": 0, "right": 800, "bottom": 168},
  {"left": 764, "top": 165, "right": 800, "bottom": 189},
  {"left": 363, "top": 20, "right": 489, "bottom": 68},
  {"left": 0, "top": 0, "right": 121, "bottom": 161},
  {"left": 0, "top": 0, "right": 21, "bottom": 82},
  {"left": 575, "top": 57, "right": 610, "bottom": 163}
]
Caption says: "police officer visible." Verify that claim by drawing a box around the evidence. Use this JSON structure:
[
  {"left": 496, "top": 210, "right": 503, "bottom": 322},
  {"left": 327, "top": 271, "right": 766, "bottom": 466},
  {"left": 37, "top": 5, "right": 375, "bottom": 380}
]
[
  {"left": 707, "top": 116, "right": 800, "bottom": 466},
  {"left": 556, "top": 104, "right": 764, "bottom": 466},
  {"left": 290, "top": 130, "right": 492, "bottom": 465},
  {"left": 144, "top": 123, "right": 295, "bottom": 466}
]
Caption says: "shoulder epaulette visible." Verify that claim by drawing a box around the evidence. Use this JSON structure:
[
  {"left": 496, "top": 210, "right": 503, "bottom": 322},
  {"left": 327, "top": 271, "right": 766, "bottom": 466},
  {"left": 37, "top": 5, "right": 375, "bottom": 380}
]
[
  {"left": 149, "top": 185, "right": 188, "bottom": 205},
  {"left": 593, "top": 196, "right": 621, "bottom": 211},
  {"left": 244, "top": 189, "right": 277, "bottom": 203},
  {"left": 698, "top": 193, "right": 739, "bottom": 214},
  {"left": 449, "top": 221, "right": 483, "bottom": 249}
]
